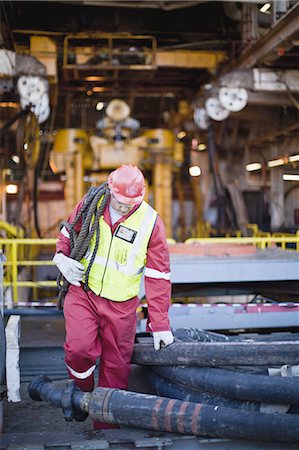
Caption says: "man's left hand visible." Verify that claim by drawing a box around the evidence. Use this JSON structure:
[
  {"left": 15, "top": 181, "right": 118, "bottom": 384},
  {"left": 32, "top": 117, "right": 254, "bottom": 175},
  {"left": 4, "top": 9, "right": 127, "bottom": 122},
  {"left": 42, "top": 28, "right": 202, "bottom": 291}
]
[{"left": 153, "top": 331, "right": 174, "bottom": 350}]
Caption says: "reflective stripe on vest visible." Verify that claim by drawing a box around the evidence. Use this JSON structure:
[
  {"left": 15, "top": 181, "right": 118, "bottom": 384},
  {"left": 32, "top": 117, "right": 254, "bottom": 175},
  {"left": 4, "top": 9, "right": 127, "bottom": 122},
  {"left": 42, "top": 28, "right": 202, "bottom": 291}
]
[{"left": 81, "top": 200, "right": 158, "bottom": 300}]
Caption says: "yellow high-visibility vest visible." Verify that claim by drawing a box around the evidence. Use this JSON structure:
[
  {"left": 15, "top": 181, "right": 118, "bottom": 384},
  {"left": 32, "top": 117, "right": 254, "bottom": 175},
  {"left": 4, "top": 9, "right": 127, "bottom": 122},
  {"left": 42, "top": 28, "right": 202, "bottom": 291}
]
[{"left": 80, "top": 200, "right": 157, "bottom": 301}]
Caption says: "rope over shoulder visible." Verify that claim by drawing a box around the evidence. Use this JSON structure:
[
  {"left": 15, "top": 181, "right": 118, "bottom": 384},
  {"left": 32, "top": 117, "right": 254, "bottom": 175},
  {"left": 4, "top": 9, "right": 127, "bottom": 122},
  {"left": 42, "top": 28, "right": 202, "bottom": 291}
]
[{"left": 56, "top": 182, "right": 110, "bottom": 310}]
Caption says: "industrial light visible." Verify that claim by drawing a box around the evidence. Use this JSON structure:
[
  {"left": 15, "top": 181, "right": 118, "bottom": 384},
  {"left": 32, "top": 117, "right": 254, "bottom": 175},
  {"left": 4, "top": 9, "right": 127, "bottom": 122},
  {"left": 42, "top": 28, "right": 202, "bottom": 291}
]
[
  {"left": 189, "top": 165, "right": 201, "bottom": 177},
  {"left": 197, "top": 143, "right": 207, "bottom": 151},
  {"left": 96, "top": 101, "right": 105, "bottom": 111},
  {"left": 260, "top": 3, "right": 271, "bottom": 13},
  {"left": 0, "top": 102, "right": 19, "bottom": 108},
  {"left": 85, "top": 76, "right": 105, "bottom": 81},
  {"left": 177, "top": 131, "right": 186, "bottom": 139},
  {"left": 289, "top": 154, "right": 299, "bottom": 162},
  {"left": 86, "top": 90, "right": 93, "bottom": 96},
  {"left": 268, "top": 158, "right": 285, "bottom": 168},
  {"left": 6, "top": 184, "right": 18, "bottom": 194},
  {"left": 11, "top": 155, "right": 20, "bottom": 164},
  {"left": 92, "top": 87, "right": 106, "bottom": 93},
  {"left": 283, "top": 174, "right": 299, "bottom": 181},
  {"left": 23, "top": 143, "right": 28, "bottom": 151},
  {"left": 246, "top": 162, "right": 262, "bottom": 171}
]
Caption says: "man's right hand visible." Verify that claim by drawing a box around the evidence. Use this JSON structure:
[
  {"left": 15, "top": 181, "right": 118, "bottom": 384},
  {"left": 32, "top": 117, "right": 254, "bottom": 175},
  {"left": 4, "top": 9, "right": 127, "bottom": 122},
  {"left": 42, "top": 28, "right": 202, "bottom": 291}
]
[{"left": 53, "top": 253, "right": 84, "bottom": 286}]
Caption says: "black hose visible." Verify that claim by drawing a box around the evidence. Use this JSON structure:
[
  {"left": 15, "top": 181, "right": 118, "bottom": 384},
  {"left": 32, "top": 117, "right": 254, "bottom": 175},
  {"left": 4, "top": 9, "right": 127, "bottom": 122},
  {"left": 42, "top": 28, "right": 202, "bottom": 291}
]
[
  {"left": 174, "top": 327, "right": 299, "bottom": 342},
  {"left": 28, "top": 375, "right": 299, "bottom": 442},
  {"left": 174, "top": 327, "right": 229, "bottom": 342},
  {"left": 132, "top": 340, "right": 299, "bottom": 366},
  {"left": 135, "top": 328, "right": 299, "bottom": 421},
  {"left": 150, "top": 365, "right": 299, "bottom": 405},
  {"left": 145, "top": 370, "right": 260, "bottom": 411},
  {"left": 88, "top": 386, "right": 299, "bottom": 442}
]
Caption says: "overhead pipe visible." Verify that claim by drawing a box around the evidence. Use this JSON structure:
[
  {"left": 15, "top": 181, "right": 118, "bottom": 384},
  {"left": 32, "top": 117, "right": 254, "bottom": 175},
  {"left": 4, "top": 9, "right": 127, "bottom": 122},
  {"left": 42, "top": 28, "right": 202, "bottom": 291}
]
[
  {"left": 28, "top": 375, "right": 299, "bottom": 442},
  {"left": 223, "top": 1, "right": 272, "bottom": 26},
  {"left": 79, "top": 1, "right": 205, "bottom": 10}
]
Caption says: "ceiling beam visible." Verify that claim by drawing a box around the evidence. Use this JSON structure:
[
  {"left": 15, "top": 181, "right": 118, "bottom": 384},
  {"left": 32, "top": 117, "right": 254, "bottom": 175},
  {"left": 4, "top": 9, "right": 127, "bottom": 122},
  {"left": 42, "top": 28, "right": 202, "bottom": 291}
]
[
  {"left": 247, "top": 91, "right": 295, "bottom": 107},
  {"left": 247, "top": 122, "right": 299, "bottom": 147},
  {"left": 228, "top": 2, "right": 299, "bottom": 70}
]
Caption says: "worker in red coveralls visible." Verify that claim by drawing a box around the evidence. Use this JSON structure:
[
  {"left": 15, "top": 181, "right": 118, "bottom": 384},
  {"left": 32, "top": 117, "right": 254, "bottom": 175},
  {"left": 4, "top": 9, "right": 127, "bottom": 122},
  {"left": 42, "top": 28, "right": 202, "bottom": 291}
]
[{"left": 53, "top": 164, "right": 174, "bottom": 429}]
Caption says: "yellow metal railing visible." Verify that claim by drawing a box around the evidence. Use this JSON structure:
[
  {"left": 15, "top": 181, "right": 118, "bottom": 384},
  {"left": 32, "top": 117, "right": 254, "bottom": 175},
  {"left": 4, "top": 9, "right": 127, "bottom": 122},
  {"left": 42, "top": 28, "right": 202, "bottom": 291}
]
[
  {"left": 0, "top": 238, "right": 57, "bottom": 304},
  {"left": 0, "top": 234, "right": 298, "bottom": 305},
  {"left": 272, "top": 231, "right": 299, "bottom": 250},
  {"left": 184, "top": 236, "right": 299, "bottom": 250},
  {"left": 216, "top": 224, "right": 298, "bottom": 250}
]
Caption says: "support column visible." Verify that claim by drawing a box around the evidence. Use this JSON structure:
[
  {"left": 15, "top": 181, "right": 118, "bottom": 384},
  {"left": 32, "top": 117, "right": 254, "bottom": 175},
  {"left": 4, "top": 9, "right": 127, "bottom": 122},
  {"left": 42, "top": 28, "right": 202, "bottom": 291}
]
[{"left": 270, "top": 168, "right": 284, "bottom": 230}]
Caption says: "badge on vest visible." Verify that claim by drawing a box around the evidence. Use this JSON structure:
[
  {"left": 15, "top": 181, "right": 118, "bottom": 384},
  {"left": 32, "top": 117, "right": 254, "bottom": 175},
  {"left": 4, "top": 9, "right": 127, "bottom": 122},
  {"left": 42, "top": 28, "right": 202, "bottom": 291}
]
[{"left": 115, "top": 225, "right": 137, "bottom": 243}]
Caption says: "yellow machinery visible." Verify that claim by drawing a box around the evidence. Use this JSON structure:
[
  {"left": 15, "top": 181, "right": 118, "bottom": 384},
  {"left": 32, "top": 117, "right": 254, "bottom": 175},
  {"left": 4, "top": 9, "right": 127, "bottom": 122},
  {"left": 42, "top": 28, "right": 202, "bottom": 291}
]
[
  {"left": 143, "top": 129, "right": 183, "bottom": 236},
  {"left": 89, "top": 100, "right": 144, "bottom": 169},
  {"left": 50, "top": 129, "right": 93, "bottom": 215},
  {"left": 50, "top": 99, "right": 183, "bottom": 236}
]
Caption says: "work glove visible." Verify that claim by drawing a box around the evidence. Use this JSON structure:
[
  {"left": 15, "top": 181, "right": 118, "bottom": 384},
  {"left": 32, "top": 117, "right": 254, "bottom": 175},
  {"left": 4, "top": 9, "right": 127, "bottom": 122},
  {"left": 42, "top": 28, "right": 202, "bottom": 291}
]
[
  {"left": 53, "top": 253, "right": 84, "bottom": 287},
  {"left": 153, "top": 330, "right": 174, "bottom": 351}
]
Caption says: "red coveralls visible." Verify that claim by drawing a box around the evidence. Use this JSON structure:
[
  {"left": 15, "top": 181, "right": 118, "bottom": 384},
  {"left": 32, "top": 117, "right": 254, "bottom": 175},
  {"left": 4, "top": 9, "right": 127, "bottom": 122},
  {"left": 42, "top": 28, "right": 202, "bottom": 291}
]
[{"left": 56, "top": 197, "right": 171, "bottom": 428}]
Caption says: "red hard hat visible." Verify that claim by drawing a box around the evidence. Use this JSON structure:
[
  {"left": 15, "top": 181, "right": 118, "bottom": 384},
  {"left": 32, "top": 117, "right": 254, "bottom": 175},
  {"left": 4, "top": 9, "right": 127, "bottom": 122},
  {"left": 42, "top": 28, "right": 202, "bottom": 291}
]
[{"left": 108, "top": 164, "right": 145, "bottom": 205}]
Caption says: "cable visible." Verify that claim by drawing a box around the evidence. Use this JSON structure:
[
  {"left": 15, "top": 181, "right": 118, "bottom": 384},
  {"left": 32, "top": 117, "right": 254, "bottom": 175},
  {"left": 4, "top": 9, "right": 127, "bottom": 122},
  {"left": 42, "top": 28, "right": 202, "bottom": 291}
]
[{"left": 56, "top": 182, "right": 110, "bottom": 310}]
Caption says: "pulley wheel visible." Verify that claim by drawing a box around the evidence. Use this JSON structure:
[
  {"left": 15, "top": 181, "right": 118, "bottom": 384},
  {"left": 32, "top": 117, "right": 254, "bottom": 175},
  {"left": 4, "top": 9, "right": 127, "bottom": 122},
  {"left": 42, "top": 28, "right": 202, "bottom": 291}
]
[
  {"left": 218, "top": 87, "right": 248, "bottom": 112},
  {"left": 205, "top": 97, "right": 230, "bottom": 121}
]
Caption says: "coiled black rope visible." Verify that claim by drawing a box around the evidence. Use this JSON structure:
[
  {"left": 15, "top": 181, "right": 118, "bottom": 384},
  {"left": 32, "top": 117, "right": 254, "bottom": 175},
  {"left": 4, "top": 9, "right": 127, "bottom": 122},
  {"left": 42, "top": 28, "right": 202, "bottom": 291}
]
[{"left": 56, "top": 182, "right": 110, "bottom": 310}]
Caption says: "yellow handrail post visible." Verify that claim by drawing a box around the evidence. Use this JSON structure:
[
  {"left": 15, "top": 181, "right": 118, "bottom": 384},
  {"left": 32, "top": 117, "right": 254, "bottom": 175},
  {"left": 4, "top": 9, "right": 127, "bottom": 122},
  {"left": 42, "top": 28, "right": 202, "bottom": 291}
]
[{"left": 11, "top": 241, "right": 18, "bottom": 304}]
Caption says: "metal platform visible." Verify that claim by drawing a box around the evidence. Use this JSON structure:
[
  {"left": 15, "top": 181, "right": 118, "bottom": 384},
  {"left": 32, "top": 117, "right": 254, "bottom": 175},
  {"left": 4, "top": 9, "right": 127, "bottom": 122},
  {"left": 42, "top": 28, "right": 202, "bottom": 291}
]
[
  {"left": 170, "top": 248, "right": 299, "bottom": 284},
  {"left": 162, "top": 302, "right": 299, "bottom": 331},
  {"left": 138, "top": 247, "right": 299, "bottom": 300}
]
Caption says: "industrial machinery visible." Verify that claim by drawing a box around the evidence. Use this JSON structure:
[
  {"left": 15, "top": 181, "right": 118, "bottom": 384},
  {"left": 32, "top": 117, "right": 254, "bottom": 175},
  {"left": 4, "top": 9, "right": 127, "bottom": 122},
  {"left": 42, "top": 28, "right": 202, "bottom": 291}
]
[
  {"left": 50, "top": 99, "right": 183, "bottom": 236},
  {"left": 50, "top": 128, "right": 93, "bottom": 215}
]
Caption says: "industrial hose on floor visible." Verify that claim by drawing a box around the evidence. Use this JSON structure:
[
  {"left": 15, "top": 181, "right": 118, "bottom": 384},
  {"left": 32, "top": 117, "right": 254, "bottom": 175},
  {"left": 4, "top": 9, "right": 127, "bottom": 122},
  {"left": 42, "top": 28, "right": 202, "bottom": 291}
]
[
  {"left": 28, "top": 328, "right": 299, "bottom": 441},
  {"left": 28, "top": 375, "right": 299, "bottom": 442},
  {"left": 148, "top": 365, "right": 299, "bottom": 405},
  {"left": 141, "top": 328, "right": 299, "bottom": 408}
]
